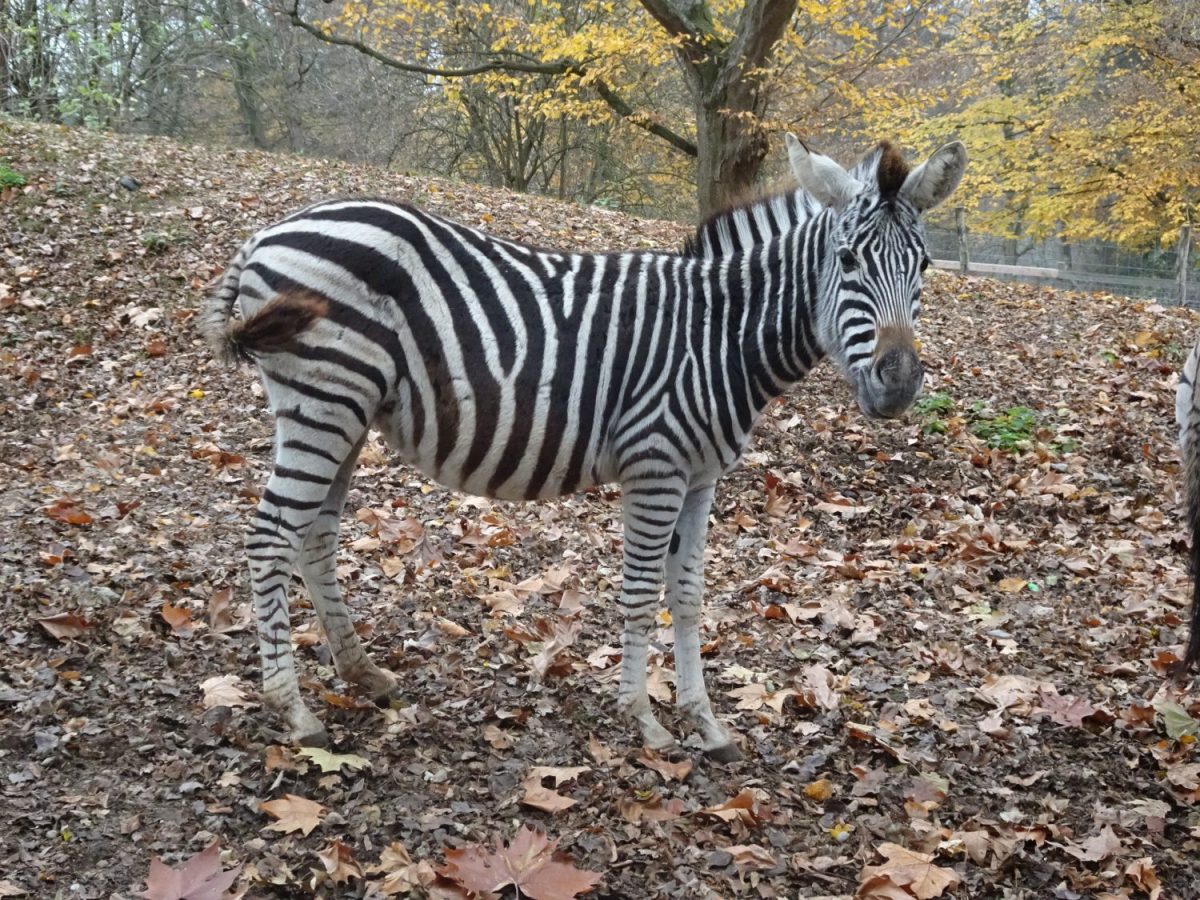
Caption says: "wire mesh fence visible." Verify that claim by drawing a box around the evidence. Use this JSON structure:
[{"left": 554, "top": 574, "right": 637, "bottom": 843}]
[{"left": 926, "top": 222, "right": 1200, "bottom": 307}]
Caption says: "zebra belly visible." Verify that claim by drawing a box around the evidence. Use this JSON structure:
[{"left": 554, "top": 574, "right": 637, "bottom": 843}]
[{"left": 373, "top": 379, "right": 610, "bottom": 502}]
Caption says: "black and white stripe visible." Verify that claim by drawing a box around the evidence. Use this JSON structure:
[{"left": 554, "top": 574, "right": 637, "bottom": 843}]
[
  {"left": 1175, "top": 339, "right": 1200, "bottom": 674},
  {"left": 202, "top": 135, "right": 966, "bottom": 755}
]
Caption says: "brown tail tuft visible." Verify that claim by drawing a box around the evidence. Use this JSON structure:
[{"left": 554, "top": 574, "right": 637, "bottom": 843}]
[{"left": 225, "top": 289, "right": 329, "bottom": 363}]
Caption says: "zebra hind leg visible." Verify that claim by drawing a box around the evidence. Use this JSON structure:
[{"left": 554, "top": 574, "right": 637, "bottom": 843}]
[
  {"left": 247, "top": 412, "right": 370, "bottom": 746},
  {"left": 299, "top": 436, "right": 400, "bottom": 702},
  {"left": 666, "top": 485, "right": 741, "bottom": 762},
  {"left": 617, "top": 473, "right": 686, "bottom": 751}
]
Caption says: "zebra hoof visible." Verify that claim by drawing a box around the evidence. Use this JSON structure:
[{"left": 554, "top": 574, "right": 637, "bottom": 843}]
[
  {"left": 705, "top": 741, "right": 743, "bottom": 763},
  {"left": 293, "top": 724, "right": 330, "bottom": 748}
]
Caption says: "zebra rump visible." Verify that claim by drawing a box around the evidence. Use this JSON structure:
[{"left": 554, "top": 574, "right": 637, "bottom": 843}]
[{"left": 1175, "top": 339, "right": 1200, "bottom": 673}]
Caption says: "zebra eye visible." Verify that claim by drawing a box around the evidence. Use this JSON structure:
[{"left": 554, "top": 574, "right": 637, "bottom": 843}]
[
  {"left": 920, "top": 257, "right": 930, "bottom": 273},
  {"left": 839, "top": 248, "right": 857, "bottom": 272}
]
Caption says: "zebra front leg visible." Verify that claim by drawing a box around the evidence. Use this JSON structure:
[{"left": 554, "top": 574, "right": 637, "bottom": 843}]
[
  {"left": 666, "top": 485, "right": 741, "bottom": 761},
  {"left": 299, "top": 437, "right": 400, "bottom": 702},
  {"left": 249, "top": 412, "right": 369, "bottom": 746},
  {"left": 617, "top": 474, "right": 685, "bottom": 751}
]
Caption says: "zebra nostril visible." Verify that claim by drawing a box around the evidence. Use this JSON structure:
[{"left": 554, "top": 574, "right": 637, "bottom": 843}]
[{"left": 875, "top": 348, "right": 920, "bottom": 391}]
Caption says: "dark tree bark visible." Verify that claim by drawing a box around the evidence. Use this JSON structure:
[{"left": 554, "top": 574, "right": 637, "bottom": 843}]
[{"left": 638, "top": 0, "right": 795, "bottom": 214}]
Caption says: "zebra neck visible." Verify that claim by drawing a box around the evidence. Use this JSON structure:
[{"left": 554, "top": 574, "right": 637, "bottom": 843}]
[{"left": 730, "top": 217, "right": 831, "bottom": 412}]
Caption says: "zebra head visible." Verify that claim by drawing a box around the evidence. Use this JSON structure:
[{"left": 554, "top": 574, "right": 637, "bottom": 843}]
[{"left": 786, "top": 134, "right": 967, "bottom": 419}]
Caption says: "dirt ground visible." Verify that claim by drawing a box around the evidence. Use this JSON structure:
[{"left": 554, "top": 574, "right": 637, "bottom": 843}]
[{"left": 2, "top": 117, "right": 1199, "bottom": 899}]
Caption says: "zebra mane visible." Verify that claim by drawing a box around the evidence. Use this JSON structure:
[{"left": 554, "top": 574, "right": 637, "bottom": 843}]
[
  {"left": 848, "top": 141, "right": 910, "bottom": 199},
  {"left": 682, "top": 189, "right": 821, "bottom": 259}
]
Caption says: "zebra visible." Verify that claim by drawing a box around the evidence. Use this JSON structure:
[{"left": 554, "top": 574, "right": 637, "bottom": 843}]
[
  {"left": 200, "top": 134, "right": 967, "bottom": 759},
  {"left": 1174, "top": 340, "right": 1200, "bottom": 674}
]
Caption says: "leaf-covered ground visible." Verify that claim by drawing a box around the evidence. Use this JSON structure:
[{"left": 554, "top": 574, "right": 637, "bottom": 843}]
[{"left": 2, "top": 117, "right": 1199, "bottom": 899}]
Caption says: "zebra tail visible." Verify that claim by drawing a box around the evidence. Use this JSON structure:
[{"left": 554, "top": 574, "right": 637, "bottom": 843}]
[
  {"left": 221, "top": 289, "right": 329, "bottom": 364},
  {"left": 1175, "top": 338, "right": 1200, "bottom": 675},
  {"left": 200, "top": 253, "right": 328, "bottom": 365}
]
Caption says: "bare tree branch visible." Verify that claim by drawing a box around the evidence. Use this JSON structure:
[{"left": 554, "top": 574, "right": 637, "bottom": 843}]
[{"left": 285, "top": 0, "right": 697, "bottom": 157}]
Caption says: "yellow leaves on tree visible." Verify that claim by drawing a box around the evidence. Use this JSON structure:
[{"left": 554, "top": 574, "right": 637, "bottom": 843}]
[{"left": 888, "top": 0, "right": 1199, "bottom": 250}]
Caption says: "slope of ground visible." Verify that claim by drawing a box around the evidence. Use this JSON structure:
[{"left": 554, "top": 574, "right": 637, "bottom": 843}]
[{"left": 1, "top": 117, "right": 1199, "bottom": 899}]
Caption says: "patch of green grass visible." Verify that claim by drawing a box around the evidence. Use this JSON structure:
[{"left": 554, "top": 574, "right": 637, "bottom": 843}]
[
  {"left": 0, "top": 162, "right": 27, "bottom": 189},
  {"left": 914, "top": 390, "right": 954, "bottom": 434},
  {"left": 969, "top": 405, "right": 1039, "bottom": 451},
  {"left": 141, "top": 231, "right": 173, "bottom": 253}
]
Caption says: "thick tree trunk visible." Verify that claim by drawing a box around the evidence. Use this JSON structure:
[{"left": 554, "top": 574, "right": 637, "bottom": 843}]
[{"left": 693, "top": 80, "right": 770, "bottom": 216}]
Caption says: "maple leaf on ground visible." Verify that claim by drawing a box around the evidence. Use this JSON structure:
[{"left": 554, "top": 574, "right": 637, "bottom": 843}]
[
  {"left": 439, "top": 826, "right": 601, "bottom": 900},
  {"left": 858, "top": 843, "right": 961, "bottom": 900},
  {"left": 295, "top": 746, "right": 369, "bottom": 773},
  {"left": 260, "top": 794, "right": 326, "bottom": 836},
  {"left": 139, "top": 841, "right": 242, "bottom": 900},
  {"left": 1064, "top": 825, "right": 1125, "bottom": 863},
  {"left": 367, "top": 842, "right": 441, "bottom": 896},
  {"left": 200, "top": 674, "right": 255, "bottom": 709}
]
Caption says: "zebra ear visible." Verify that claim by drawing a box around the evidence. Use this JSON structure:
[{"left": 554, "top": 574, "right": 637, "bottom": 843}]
[
  {"left": 900, "top": 141, "right": 968, "bottom": 212},
  {"left": 785, "top": 133, "right": 862, "bottom": 209}
]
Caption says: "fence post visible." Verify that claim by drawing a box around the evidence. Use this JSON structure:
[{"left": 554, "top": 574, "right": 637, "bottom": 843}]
[
  {"left": 955, "top": 206, "right": 969, "bottom": 274},
  {"left": 1178, "top": 224, "right": 1193, "bottom": 307}
]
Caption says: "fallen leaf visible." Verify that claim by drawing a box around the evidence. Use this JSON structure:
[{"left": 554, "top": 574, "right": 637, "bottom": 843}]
[
  {"left": 199, "top": 674, "right": 254, "bottom": 709},
  {"left": 260, "top": 794, "right": 326, "bottom": 836},
  {"left": 1064, "top": 825, "right": 1124, "bottom": 863},
  {"left": 295, "top": 746, "right": 369, "bottom": 773},
  {"left": 637, "top": 748, "right": 693, "bottom": 782},
  {"left": 725, "top": 844, "right": 776, "bottom": 870},
  {"left": 44, "top": 498, "right": 93, "bottom": 526},
  {"left": 316, "top": 839, "right": 363, "bottom": 884},
  {"left": 161, "top": 603, "right": 195, "bottom": 634},
  {"left": 520, "top": 766, "right": 590, "bottom": 814},
  {"left": 139, "top": 841, "right": 242, "bottom": 900},
  {"left": 1153, "top": 699, "right": 1200, "bottom": 739},
  {"left": 700, "top": 789, "right": 769, "bottom": 827},
  {"left": 859, "top": 842, "right": 961, "bottom": 899},
  {"left": 1124, "top": 857, "right": 1162, "bottom": 900},
  {"left": 438, "top": 826, "right": 601, "bottom": 899},
  {"left": 36, "top": 612, "right": 91, "bottom": 641}
]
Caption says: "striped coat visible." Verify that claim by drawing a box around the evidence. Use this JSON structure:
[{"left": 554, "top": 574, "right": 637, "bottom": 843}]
[{"left": 202, "top": 134, "right": 967, "bottom": 756}]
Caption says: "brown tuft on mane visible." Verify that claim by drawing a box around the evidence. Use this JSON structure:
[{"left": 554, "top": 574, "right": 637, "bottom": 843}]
[{"left": 876, "top": 141, "right": 910, "bottom": 200}]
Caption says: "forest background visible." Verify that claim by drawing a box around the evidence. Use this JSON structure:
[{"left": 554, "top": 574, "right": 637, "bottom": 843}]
[{"left": 3, "top": 0, "right": 1198, "bottom": 258}]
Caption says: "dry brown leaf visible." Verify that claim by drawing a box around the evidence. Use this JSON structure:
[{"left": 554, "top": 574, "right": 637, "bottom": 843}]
[
  {"left": 700, "top": 789, "right": 770, "bottom": 828},
  {"left": 438, "top": 826, "right": 601, "bottom": 899},
  {"left": 1124, "top": 857, "right": 1162, "bottom": 900},
  {"left": 1065, "top": 825, "right": 1125, "bottom": 863},
  {"left": 529, "top": 617, "right": 582, "bottom": 678},
  {"left": 44, "top": 498, "right": 93, "bottom": 526},
  {"left": 259, "top": 794, "right": 326, "bottom": 836},
  {"left": 367, "top": 841, "right": 440, "bottom": 895},
  {"left": 803, "top": 778, "right": 835, "bottom": 802},
  {"left": 161, "top": 602, "right": 195, "bottom": 634},
  {"left": 859, "top": 843, "right": 961, "bottom": 899},
  {"left": 520, "top": 766, "right": 590, "bottom": 814},
  {"left": 316, "top": 839, "right": 363, "bottom": 884},
  {"left": 586, "top": 734, "right": 615, "bottom": 765},
  {"left": 139, "top": 841, "right": 242, "bottom": 900},
  {"left": 199, "top": 674, "right": 254, "bottom": 709},
  {"left": 798, "top": 663, "right": 841, "bottom": 711},
  {"left": 36, "top": 612, "right": 91, "bottom": 641},
  {"left": 726, "top": 844, "right": 777, "bottom": 870},
  {"left": 637, "top": 748, "right": 693, "bottom": 782}
]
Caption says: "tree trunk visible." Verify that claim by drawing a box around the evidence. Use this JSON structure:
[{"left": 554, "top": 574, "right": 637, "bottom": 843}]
[{"left": 693, "top": 78, "right": 770, "bottom": 216}]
